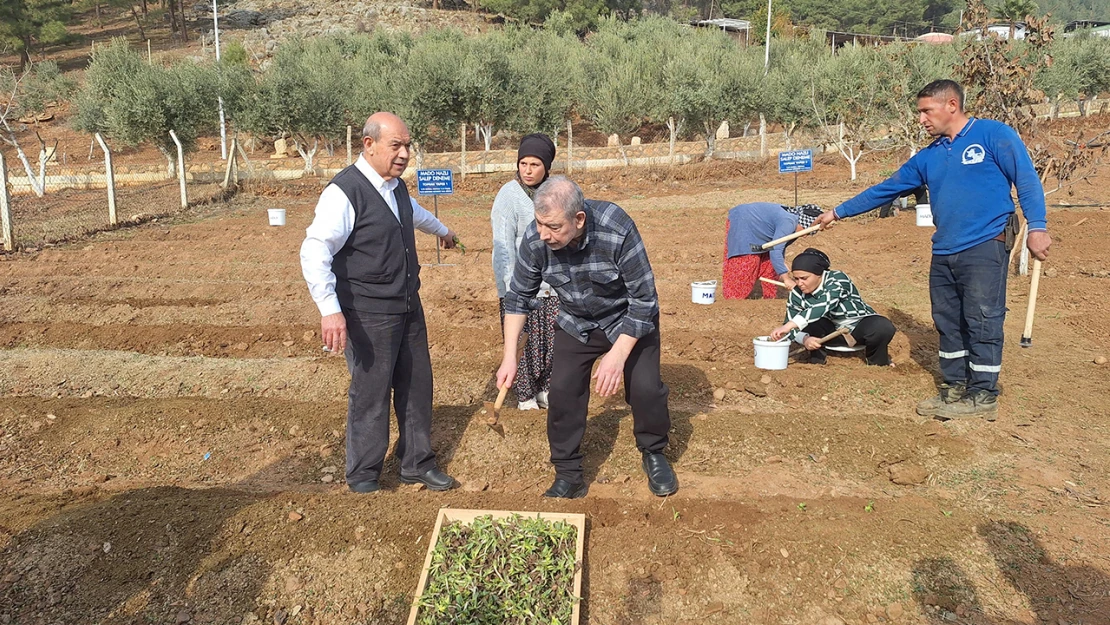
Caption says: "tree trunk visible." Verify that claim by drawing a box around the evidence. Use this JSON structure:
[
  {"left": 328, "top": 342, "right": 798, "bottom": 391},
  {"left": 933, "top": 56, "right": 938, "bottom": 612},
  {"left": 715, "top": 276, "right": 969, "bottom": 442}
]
[
  {"left": 480, "top": 123, "right": 492, "bottom": 151},
  {"left": 169, "top": 0, "right": 179, "bottom": 35},
  {"left": 95, "top": 2, "right": 102, "bottom": 27},
  {"left": 294, "top": 137, "right": 319, "bottom": 173},
  {"left": 703, "top": 121, "right": 716, "bottom": 159},
  {"left": 158, "top": 145, "right": 176, "bottom": 177},
  {"left": 179, "top": 0, "right": 188, "bottom": 41},
  {"left": 19, "top": 36, "right": 32, "bottom": 73},
  {"left": 142, "top": 0, "right": 148, "bottom": 16},
  {"left": 131, "top": 6, "right": 147, "bottom": 41}
]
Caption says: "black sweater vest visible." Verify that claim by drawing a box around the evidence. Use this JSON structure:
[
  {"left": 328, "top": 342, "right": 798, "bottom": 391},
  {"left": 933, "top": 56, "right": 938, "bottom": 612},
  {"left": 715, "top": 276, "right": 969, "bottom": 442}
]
[{"left": 330, "top": 165, "right": 420, "bottom": 314}]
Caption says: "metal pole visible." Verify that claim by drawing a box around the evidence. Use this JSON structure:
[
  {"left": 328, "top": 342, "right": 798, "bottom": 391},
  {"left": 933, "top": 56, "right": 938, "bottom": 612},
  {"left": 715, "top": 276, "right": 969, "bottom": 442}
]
[
  {"left": 434, "top": 195, "right": 441, "bottom": 265},
  {"left": 0, "top": 152, "right": 13, "bottom": 251},
  {"left": 94, "top": 133, "right": 118, "bottom": 225},
  {"left": 213, "top": 0, "right": 227, "bottom": 160},
  {"left": 763, "top": 0, "right": 772, "bottom": 75},
  {"left": 794, "top": 171, "right": 798, "bottom": 207},
  {"left": 169, "top": 130, "right": 188, "bottom": 209}
]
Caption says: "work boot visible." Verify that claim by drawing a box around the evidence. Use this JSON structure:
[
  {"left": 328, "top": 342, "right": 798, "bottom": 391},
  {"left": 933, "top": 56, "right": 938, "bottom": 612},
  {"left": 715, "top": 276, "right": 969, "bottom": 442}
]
[
  {"left": 915, "top": 383, "right": 966, "bottom": 417},
  {"left": 934, "top": 389, "right": 998, "bottom": 421}
]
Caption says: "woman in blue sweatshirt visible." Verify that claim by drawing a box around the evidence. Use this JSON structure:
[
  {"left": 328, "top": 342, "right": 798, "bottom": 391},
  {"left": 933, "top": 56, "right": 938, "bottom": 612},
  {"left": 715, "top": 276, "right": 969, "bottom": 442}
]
[{"left": 813, "top": 79, "right": 1053, "bottom": 420}]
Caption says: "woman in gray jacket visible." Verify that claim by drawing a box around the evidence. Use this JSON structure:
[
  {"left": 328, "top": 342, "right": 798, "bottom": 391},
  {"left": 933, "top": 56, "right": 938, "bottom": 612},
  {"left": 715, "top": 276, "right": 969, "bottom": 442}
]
[{"left": 491, "top": 134, "right": 559, "bottom": 410}]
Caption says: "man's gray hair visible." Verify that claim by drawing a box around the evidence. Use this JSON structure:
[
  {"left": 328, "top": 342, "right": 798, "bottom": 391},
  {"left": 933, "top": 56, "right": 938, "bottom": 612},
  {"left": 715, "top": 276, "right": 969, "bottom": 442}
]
[
  {"left": 533, "top": 176, "right": 584, "bottom": 222},
  {"left": 362, "top": 119, "right": 381, "bottom": 141}
]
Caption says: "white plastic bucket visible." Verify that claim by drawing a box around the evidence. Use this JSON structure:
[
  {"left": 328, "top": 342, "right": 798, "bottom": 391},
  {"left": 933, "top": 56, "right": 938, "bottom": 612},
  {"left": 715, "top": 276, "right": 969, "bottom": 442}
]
[
  {"left": 752, "top": 335, "right": 790, "bottom": 370},
  {"left": 916, "top": 203, "right": 933, "bottom": 227},
  {"left": 691, "top": 280, "right": 717, "bottom": 305},
  {"left": 268, "top": 208, "right": 286, "bottom": 226}
]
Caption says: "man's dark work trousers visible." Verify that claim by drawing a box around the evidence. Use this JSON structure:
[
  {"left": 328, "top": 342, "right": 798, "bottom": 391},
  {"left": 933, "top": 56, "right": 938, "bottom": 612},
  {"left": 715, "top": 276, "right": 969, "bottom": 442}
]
[
  {"left": 343, "top": 303, "right": 436, "bottom": 484},
  {"left": 929, "top": 239, "right": 1007, "bottom": 396},
  {"left": 547, "top": 324, "right": 670, "bottom": 483}
]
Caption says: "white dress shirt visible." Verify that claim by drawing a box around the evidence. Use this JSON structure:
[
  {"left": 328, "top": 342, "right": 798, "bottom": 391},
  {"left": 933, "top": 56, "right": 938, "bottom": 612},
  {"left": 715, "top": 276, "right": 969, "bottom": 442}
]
[{"left": 300, "top": 156, "right": 449, "bottom": 316}]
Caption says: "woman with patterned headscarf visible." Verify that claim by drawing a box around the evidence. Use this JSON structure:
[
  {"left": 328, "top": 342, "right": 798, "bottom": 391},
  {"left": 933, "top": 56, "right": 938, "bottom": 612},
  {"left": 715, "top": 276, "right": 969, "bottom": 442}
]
[{"left": 491, "top": 133, "right": 559, "bottom": 409}]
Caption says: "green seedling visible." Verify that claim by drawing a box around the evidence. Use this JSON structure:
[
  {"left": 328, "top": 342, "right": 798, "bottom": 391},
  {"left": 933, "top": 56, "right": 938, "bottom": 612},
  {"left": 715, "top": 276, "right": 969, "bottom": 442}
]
[
  {"left": 797, "top": 502, "right": 807, "bottom": 511},
  {"left": 942, "top": 510, "right": 953, "bottom": 517},
  {"left": 672, "top": 507, "right": 681, "bottom": 522},
  {"left": 864, "top": 501, "right": 875, "bottom": 513},
  {"left": 418, "top": 515, "right": 577, "bottom": 625},
  {"left": 452, "top": 236, "right": 466, "bottom": 253}
]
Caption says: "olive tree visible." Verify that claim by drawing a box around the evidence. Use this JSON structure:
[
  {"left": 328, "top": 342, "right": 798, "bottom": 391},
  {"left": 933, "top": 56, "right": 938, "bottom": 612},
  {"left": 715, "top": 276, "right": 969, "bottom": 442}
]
[
  {"left": 503, "top": 27, "right": 581, "bottom": 139},
  {"left": 236, "top": 38, "right": 352, "bottom": 172},
  {"left": 458, "top": 31, "right": 519, "bottom": 151},
  {"left": 74, "top": 38, "right": 220, "bottom": 174},
  {"left": 810, "top": 43, "right": 895, "bottom": 180},
  {"left": 763, "top": 38, "right": 826, "bottom": 149},
  {"left": 579, "top": 20, "right": 656, "bottom": 164},
  {"left": 393, "top": 29, "right": 468, "bottom": 165},
  {"left": 662, "top": 30, "right": 763, "bottom": 159}
]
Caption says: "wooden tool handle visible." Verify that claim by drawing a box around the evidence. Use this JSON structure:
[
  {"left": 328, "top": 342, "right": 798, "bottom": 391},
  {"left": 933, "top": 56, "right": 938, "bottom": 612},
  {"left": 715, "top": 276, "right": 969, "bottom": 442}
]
[
  {"left": 759, "top": 276, "right": 787, "bottom": 288},
  {"left": 817, "top": 327, "right": 850, "bottom": 345},
  {"left": 493, "top": 385, "right": 509, "bottom": 411},
  {"left": 761, "top": 224, "right": 821, "bottom": 250},
  {"left": 1021, "top": 258, "right": 1042, "bottom": 345}
]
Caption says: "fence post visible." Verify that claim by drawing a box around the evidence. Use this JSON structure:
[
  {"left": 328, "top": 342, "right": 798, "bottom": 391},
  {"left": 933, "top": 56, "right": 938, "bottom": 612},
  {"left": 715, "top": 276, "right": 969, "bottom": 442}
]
[
  {"left": 94, "top": 133, "right": 118, "bottom": 225},
  {"left": 0, "top": 152, "right": 12, "bottom": 251},
  {"left": 759, "top": 113, "right": 767, "bottom": 159},
  {"left": 459, "top": 124, "right": 466, "bottom": 181},
  {"left": 168, "top": 130, "right": 188, "bottom": 209},
  {"left": 346, "top": 125, "right": 353, "bottom": 165},
  {"left": 566, "top": 120, "right": 573, "bottom": 175},
  {"left": 223, "top": 137, "right": 238, "bottom": 189}
]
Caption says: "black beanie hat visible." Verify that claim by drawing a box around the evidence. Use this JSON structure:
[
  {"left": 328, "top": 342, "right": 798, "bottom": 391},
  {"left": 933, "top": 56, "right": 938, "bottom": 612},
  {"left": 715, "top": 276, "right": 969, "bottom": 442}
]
[
  {"left": 791, "top": 248, "right": 831, "bottom": 275},
  {"left": 517, "top": 133, "right": 556, "bottom": 174}
]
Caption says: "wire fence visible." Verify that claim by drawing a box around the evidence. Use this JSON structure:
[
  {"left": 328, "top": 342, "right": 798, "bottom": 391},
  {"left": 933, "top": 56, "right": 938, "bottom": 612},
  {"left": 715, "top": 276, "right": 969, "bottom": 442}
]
[{"left": 0, "top": 141, "right": 231, "bottom": 252}]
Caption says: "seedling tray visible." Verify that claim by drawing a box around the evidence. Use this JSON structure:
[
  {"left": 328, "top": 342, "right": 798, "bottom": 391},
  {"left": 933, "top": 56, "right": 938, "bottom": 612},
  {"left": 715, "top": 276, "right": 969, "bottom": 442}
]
[{"left": 406, "top": 508, "right": 586, "bottom": 625}]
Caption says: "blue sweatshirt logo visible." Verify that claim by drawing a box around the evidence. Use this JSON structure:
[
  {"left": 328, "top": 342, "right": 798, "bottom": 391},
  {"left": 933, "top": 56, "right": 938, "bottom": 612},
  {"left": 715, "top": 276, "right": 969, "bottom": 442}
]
[{"left": 962, "top": 144, "right": 986, "bottom": 165}]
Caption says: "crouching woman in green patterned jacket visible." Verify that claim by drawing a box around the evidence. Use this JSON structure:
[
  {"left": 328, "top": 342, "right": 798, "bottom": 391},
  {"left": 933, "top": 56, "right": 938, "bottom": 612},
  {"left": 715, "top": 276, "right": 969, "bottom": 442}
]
[{"left": 769, "top": 248, "right": 896, "bottom": 366}]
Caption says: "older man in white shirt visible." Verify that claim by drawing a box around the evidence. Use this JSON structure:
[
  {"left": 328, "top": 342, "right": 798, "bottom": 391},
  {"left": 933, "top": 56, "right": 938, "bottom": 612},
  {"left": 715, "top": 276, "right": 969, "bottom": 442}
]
[{"left": 300, "top": 112, "right": 458, "bottom": 494}]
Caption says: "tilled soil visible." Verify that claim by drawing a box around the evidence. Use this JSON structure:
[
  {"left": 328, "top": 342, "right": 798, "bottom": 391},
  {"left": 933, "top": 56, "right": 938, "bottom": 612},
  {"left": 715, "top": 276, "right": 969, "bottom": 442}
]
[{"left": 1, "top": 149, "right": 1109, "bottom": 625}]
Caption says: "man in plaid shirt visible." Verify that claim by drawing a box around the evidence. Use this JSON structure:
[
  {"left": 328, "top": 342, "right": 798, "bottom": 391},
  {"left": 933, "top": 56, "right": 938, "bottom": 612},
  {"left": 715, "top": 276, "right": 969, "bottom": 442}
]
[{"left": 498, "top": 176, "right": 677, "bottom": 499}]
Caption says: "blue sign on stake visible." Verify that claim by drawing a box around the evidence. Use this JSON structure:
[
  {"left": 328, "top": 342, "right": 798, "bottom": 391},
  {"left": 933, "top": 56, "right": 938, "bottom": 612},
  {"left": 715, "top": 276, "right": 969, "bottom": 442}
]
[
  {"left": 778, "top": 149, "right": 813, "bottom": 174},
  {"left": 416, "top": 169, "right": 454, "bottom": 195}
]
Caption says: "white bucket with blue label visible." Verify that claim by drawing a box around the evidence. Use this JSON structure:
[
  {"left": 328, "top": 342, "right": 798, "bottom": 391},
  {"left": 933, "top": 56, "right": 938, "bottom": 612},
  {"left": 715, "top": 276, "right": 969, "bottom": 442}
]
[{"left": 691, "top": 280, "right": 717, "bottom": 305}]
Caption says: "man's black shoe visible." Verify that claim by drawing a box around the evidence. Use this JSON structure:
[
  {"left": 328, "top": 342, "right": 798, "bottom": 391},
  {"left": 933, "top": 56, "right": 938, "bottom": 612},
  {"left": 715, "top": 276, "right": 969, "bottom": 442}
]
[
  {"left": 398, "top": 468, "right": 455, "bottom": 491},
  {"left": 642, "top": 452, "right": 678, "bottom": 497},
  {"left": 542, "top": 478, "right": 588, "bottom": 499},
  {"left": 347, "top": 480, "right": 380, "bottom": 494}
]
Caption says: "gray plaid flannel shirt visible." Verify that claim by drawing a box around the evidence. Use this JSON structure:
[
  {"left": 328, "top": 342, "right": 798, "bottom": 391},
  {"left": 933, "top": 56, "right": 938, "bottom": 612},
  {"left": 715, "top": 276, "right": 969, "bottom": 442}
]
[{"left": 504, "top": 200, "right": 659, "bottom": 344}]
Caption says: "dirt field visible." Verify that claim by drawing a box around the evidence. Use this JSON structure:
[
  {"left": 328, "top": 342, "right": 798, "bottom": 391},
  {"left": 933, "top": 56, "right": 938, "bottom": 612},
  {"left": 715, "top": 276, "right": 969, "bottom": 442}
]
[{"left": 1, "top": 139, "right": 1109, "bottom": 625}]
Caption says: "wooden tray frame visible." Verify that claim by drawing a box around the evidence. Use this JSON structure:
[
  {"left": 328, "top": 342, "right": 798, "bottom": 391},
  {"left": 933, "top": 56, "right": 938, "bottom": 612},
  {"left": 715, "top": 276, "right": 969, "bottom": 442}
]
[{"left": 405, "top": 508, "right": 586, "bottom": 625}]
